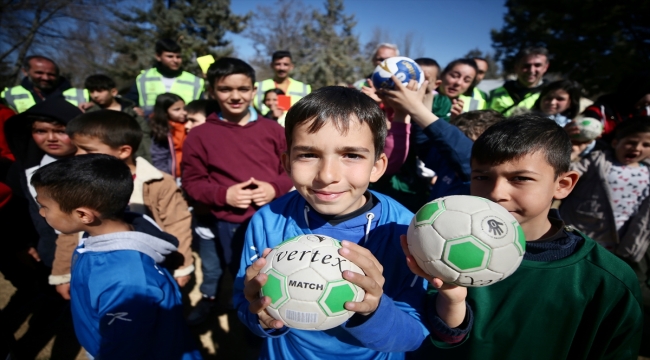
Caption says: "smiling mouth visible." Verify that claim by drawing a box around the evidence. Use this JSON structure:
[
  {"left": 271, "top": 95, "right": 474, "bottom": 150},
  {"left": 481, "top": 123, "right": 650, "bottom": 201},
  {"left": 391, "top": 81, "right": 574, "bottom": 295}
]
[{"left": 312, "top": 190, "right": 345, "bottom": 201}]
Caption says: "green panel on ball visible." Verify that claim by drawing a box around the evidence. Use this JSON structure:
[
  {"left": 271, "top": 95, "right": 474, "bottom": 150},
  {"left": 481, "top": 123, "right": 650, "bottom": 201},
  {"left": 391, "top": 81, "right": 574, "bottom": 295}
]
[
  {"left": 261, "top": 269, "right": 288, "bottom": 308},
  {"left": 514, "top": 222, "right": 526, "bottom": 255},
  {"left": 444, "top": 237, "right": 490, "bottom": 271},
  {"left": 319, "top": 280, "right": 357, "bottom": 316},
  {"left": 415, "top": 201, "right": 445, "bottom": 226}
]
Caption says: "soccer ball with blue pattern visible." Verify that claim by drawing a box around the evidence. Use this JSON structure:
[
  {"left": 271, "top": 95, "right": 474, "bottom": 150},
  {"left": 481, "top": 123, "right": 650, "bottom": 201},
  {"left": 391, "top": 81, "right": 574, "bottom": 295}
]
[
  {"left": 371, "top": 56, "right": 425, "bottom": 90},
  {"left": 259, "top": 235, "right": 365, "bottom": 330},
  {"left": 407, "top": 195, "right": 525, "bottom": 287}
]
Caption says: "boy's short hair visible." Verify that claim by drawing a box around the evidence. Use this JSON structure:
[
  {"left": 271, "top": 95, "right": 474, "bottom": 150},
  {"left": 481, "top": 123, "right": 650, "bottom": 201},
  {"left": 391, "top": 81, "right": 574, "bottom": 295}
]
[
  {"left": 155, "top": 39, "right": 181, "bottom": 55},
  {"left": 66, "top": 111, "right": 143, "bottom": 154},
  {"left": 206, "top": 57, "right": 255, "bottom": 89},
  {"left": 472, "top": 114, "right": 571, "bottom": 178},
  {"left": 272, "top": 51, "right": 292, "bottom": 62},
  {"left": 614, "top": 116, "right": 650, "bottom": 140},
  {"left": 31, "top": 154, "right": 133, "bottom": 219},
  {"left": 185, "top": 99, "right": 220, "bottom": 116},
  {"left": 264, "top": 88, "right": 285, "bottom": 99},
  {"left": 414, "top": 57, "right": 441, "bottom": 79},
  {"left": 284, "top": 86, "right": 387, "bottom": 159},
  {"left": 84, "top": 74, "right": 117, "bottom": 92},
  {"left": 450, "top": 110, "right": 504, "bottom": 140}
]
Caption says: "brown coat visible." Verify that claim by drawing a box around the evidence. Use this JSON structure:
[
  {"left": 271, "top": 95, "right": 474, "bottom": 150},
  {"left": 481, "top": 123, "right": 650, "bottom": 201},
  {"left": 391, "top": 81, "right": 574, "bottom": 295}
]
[{"left": 49, "top": 158, "right": 193, "bottom": 284}]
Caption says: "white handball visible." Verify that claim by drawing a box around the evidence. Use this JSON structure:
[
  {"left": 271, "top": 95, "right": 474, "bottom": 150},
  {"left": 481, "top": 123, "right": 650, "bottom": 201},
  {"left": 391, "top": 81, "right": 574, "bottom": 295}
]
[
  {"left": 371, "top": 56, "right": 425, "bottom": 90},
  {"left": 407, "top": 195, "right": 525, "bottom": 287},
  {"left": 571, "top": 116, "right": 603, "bottom": 142},
  {"left": 259, "top": 235, "right": 365, "bottom": 330}
]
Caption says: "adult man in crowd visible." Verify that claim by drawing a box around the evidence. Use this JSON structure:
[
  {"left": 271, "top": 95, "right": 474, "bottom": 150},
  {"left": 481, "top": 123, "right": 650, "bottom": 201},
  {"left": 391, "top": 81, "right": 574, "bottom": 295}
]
[
  {"left": 489, "top": 47, "right": 550, "bottom": 116},
  {"left": 124, "top": 39, "right": 204, "bottom": 116},
  {"left": 253, "top": 50, "right": 311, "bottom": 114},
  {"left": 1, "top": 56, "right": 87, "bottom": 113},
  {"left": 356, "top": 43, "right": 400, "bottom": 102}
]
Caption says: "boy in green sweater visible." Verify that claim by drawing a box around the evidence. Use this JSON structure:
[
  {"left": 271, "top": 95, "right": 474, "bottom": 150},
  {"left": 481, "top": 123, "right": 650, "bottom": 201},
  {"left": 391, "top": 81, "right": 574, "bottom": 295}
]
[{"left": 382, "top": 78, "right": 643, "bottom": 359}]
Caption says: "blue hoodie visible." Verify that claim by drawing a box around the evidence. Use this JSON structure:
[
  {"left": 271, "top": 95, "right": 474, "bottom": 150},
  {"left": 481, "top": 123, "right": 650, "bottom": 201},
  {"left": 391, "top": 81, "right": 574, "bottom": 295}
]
[
  {"left": 233, "top": 191, "right": 428, "bottom": 360},
  {"left": 70, "top": 214, "right": 201, "bottom": 360}
]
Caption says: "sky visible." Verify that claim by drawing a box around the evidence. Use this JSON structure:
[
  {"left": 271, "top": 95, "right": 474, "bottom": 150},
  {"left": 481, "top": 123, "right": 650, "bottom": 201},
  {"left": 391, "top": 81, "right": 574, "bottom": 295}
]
[{"left": 228, "top": 0, "right": 508, "bottom": 68}]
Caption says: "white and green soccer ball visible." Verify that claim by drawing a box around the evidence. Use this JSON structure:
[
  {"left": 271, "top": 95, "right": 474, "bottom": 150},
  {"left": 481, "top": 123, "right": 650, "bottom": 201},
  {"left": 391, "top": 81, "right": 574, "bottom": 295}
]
[
  {"left": 571, "top": 116, "right": 603, "bottom": 142},
  {"left": 407, "top": 195, "right": 525, "bottom": 287},
  {"left": 259, "top": 235, "right": 365, "bottom": 330}
]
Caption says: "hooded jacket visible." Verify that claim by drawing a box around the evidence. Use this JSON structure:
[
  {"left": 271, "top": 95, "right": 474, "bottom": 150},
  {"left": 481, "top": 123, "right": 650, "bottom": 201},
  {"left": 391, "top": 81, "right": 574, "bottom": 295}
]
[
  {"left": 70, "top": 212, "right": 201, "bottom": 359},
  {"left": 4, "top": 98, "right": 82, "bottom": 267}
]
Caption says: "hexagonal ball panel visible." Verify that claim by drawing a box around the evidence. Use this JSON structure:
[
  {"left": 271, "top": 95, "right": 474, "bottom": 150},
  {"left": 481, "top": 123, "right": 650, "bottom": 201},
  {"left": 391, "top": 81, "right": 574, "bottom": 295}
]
[
  {"left": 455, "top": 268, "right": 503, "bottom": 287},
  {"left": 414, "top": 200, "right": 446, "bottom": 226},
  {"left": 318, "top": 280, "right": 360, "bottom": 317},
  {"left": 470, "top": 211, "right": 514, "bottom": 248},
  {"left": 279, "top": 299, "right": 326, "bottom": 330},
  {"left": 442, "top": 195, "right": 491, "bottom": 215},
  {"left": 514, "top": 222, "right": 526, "bottom": 256},
  {"left": 261, "top": 268, "right": 289, "bottom": 309},
  {"left": 407, "top": 218, "right": 445, "bottom": 262},
  {"left": 286, "top": 267, "right": 326, "bottom": 302},
  {"left": 443, "top": 236, "right": 491, "bottom": 272},
  {"left": 433, "top": 210, "right": 472, "bottom": 241}
]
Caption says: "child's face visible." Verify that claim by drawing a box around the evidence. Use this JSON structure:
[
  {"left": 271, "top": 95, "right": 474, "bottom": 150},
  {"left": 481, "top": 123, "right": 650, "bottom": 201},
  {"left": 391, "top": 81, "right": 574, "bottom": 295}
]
[
  {"left": 282, "top": 119, "right": 387, "bottom": 216},
  {"left": 419, "top": 65, "right": 440, "bottom": 93},
  {"left": 541, "top": 89, "right": 570, "bottom": 115},
  {"left": 72, "top": 134, "right": 130, "bottom": 160},
  {"left": 264, "top": 92, "right": 278, "bottom": 109},
  {"left": 210, "top": 74, "right": 255, "bottom": 119},
  {"left": 441, "top": 64, "right": 475, "bottom": 99},
  {"left": 167, "top": 100, "right": 187, "bottom": 123},
  {"left": 89, "top": 89, "right": 117, "bottom": 107},
  {"left": 185, "top": 111, "right": 206, "bottom": 132},
  {"left": 470, "top": 151, "right": 575, "bottom": 238},
  {"left": 32, "top": 121, "right": 76, "bottom": 157},
  {"left": 612, "top": 132, "right": 650, "bottom": 166},
  {"left": 35, "top": 191, "right": 82, "bottom": 235}
]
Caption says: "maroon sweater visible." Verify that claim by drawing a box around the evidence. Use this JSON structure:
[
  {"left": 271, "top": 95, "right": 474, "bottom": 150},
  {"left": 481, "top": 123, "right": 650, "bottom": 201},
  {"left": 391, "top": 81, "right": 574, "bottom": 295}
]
[{"left": 181, "top": 113, "right": 293, "bottom": 223}]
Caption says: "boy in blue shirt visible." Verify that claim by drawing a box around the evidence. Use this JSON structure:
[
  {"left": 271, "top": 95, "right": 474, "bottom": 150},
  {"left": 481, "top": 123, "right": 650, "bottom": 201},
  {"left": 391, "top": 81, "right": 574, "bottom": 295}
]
[
  {"left": 233, "top": 87, "right": 472, "bottom": 359},
  {"left": 31, "top": 154, "right": 200, "bottom": 360}
]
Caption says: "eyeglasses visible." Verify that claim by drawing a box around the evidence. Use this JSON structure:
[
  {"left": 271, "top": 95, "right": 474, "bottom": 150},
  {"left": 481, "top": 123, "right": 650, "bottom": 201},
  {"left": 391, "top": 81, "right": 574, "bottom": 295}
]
[{"left": 374, "top": 58, "right": 387, "bottom": 63}]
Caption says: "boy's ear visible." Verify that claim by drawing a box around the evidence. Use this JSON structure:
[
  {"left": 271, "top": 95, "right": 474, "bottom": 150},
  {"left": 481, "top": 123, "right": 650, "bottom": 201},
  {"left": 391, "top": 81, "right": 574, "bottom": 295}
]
[
  {"left": 433, "top": 79, "right": 442, "bottom": 89},
  {"left": 74, "top": 207, "right": 99, "bottom": 225},
  {"left": 116, "top": 145, "right": 133, "bottom": 161},
  {"left": 553, "top": 170, "right": 580, "bottom": 200},
  {"left": 281, "top": 151, "right": 291, "bottom": 175},
  {"left": 110, "top": 88, "right": 118, "bottom": 97},
  {"left": 369, "top": 153, "right": 388, "bottom": 183}
]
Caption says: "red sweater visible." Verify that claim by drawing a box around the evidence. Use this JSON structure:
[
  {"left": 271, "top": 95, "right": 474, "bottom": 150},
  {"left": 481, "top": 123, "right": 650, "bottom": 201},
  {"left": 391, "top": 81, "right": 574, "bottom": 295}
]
[{"left": 181, "top": 113, "right": 293, "bottom": 223}]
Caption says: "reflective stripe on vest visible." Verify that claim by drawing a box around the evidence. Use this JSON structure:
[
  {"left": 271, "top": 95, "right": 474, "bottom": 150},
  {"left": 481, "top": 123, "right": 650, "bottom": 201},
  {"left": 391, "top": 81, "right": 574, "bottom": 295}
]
[
  {"left": 254, "top": 78, "right": 311, "bottom": 114},
  {"left": 458, "top": 94, "right": 486, "bottom": 113},
  {"left": 62, "top": 88, "right": 88, "bottom": 106},
  {"left": 1, "top": 86, "right": 35, "bottom": 113},
  {"left": 136, "top": 69, "right": 204, "bottom": 113},
  {"left": 489, "top": 87, "right": 541, "bottom": 116}
]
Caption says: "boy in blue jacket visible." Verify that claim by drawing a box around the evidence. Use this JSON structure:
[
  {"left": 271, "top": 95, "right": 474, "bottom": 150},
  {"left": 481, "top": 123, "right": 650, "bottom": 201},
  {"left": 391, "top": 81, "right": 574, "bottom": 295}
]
[
  {"left": 31, "top": 154, "right": 201, "bottom": 360},
  {"left": 233, "top": 87, "right": 472, "bottom": 359}
]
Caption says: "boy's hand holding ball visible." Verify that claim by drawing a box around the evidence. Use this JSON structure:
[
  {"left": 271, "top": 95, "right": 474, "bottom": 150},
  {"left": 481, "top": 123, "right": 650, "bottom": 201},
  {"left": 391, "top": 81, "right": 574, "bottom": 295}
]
[
  {"left": 337, "top": 240, "right": 385, "bottom": 316},
  {"left": 244, "top": 247, "right": 285, "bottom": 329}
]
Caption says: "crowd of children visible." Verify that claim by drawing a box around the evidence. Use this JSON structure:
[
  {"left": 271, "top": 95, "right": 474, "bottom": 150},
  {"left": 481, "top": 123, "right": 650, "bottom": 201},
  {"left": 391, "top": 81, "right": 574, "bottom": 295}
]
[{"left": 0, "top": 42, "right": 649, "bottom": 360}]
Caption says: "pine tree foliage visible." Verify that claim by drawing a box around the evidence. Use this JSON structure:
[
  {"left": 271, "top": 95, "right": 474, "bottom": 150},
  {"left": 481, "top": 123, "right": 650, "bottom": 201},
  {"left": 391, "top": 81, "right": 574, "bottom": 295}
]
[
  {"left": 108, "top": 0, "right": 249, "bottom": 84},
  {"left": 491, "top": 0, "right": 650, "bottom": 95}
]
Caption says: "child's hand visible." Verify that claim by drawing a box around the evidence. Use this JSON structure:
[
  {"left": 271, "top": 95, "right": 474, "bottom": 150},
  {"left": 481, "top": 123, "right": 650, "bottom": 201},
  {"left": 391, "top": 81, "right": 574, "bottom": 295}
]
[
  {"left": 400, "top": 235, "right": 467, "bottom": 328},
  {"left": 243, "top": 248, "right": 285, "bottom": 329},
  {"left": 378, "top": 76, "right": 429, "bottom": 117},
  {"left": 55, "top": 283, "right": 71, "bottom": 300},
  {"left": 564, "top": 122, "right": 581, "bottom": 137},
  {"left": 175, "top": 274, "right": 191, "bottom": 287},
  {"left": 226, "top": 178, "right": 254, "bottom": 209},
  {"left": 250, "top": 178, "right": 276, "bottom": 207},
  {"left": 361, "top": 79, "right": 382, "bottom": 104},
  {"left": 338, "top": 240, "right": 385, "bottom": 316},
  {"left": 77, "top": 102, "right": 94, "bottom": 113},
  {"left": 450, "top": 98, "right": 464, "bottom": 120}
]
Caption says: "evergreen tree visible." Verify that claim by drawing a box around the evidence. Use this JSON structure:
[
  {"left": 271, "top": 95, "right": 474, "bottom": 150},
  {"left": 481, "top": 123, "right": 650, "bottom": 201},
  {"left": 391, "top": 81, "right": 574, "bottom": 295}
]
[
  {"left": 491, "top": 0, "right": 650, "bottom": 95},
  {"left": 297, "top": 0, "right": 364, "bottom": 89},
  {"left": 107, "top": 0, "right": 249, "bottom": 84}
]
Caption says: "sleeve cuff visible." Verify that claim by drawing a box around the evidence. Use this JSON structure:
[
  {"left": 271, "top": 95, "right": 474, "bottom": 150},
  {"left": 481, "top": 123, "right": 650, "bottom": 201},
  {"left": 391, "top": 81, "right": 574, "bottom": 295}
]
[
  {"left": 427, "top": 293, "right": 473, "bottom": 347},
  {"left": 49, "top": 273, "right": 71, "bottom": 285},
  {"left": 173, "top": 264, "right": 195, "bottom": 277}
]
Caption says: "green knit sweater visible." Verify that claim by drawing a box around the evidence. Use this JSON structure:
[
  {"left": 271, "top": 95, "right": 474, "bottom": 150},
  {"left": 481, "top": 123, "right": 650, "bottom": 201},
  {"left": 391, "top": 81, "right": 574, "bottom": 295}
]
[{"left": 424, "top": 232, "right": 643, "bottom": 359}]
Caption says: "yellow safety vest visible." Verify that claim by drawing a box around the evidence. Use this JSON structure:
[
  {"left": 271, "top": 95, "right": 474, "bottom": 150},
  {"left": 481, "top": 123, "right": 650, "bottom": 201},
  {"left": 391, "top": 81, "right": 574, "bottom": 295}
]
[
  {"left": 488, "top": 86, "right": 541, "bottom": 117},
  {"left": 458, "top": 93, "right": 487, "bottom": 113},
  {"left": 253, "top": 78, "right": 311, "bottom": 114},
  {"left": 1, "top": 86, "right": 88, "bottom": 113},
  {"left": 136, "top": 68, "right": 204, "bottom": 113}
]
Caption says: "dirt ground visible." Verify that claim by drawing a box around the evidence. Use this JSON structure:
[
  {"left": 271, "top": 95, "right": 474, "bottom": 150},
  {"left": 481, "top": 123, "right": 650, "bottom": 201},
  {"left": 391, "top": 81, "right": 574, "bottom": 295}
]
[{"left": 0, "top": 252, "right": 258, "bottom": 360}]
